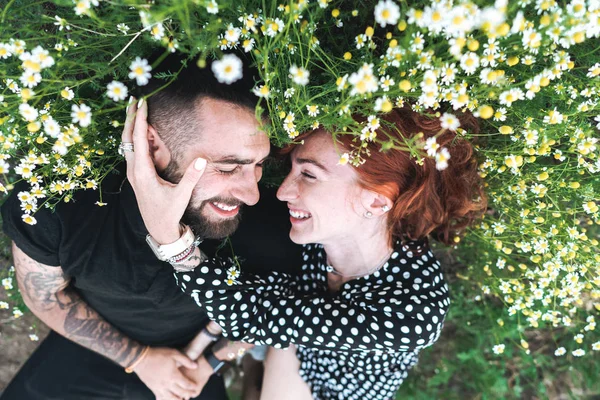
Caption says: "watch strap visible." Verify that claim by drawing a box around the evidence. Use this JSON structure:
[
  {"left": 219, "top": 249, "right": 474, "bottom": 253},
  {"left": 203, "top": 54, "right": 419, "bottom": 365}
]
[{"left": 205, "top": 350, "right": 227, "bottom": 374}]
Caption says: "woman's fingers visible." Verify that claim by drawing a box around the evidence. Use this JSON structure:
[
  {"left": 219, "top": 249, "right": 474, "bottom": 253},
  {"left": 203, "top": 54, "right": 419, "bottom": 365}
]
[
  {"left": 121, "top": 96, "right": 137, "bottom": 168},
  {"left": 174, "top": 158, "right": 207, "bottom": 209},
  {"left": 131, "top": 97, "right": 156, "bottom": 179}
]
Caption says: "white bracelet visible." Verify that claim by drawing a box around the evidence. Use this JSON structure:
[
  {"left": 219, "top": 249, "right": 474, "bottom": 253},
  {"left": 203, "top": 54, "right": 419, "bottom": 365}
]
[{"left": 146, "top": 224, "right": 196, "bottom": 261}]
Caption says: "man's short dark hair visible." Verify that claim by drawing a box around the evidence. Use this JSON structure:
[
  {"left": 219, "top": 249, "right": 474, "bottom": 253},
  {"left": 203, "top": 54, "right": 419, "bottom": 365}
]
[{"left": 143, "top": 54, "right": 258, "bottom": 162}]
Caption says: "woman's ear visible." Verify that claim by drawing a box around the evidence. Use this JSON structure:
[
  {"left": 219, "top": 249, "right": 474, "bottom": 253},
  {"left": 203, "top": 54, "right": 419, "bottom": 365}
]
[
  {"left": 360, "top": 189, "right": 394, "bottom": 217},
  {"left": 147, "top": 124, "right": 172, "bottom": 171}
]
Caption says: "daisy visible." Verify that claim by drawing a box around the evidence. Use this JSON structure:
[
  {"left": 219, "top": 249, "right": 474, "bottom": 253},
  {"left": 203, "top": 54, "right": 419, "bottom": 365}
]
[
  {"left": 460, "top": 52, "right": 480, "bottom": 75},
  {"left": 554, "top": 347, "right": 566, "bottom": 356},
  {"left": 117, "top": 23, "right": 130, "bottom": 34},
  {"left": 440, "top": 113, "right": 460, "bottom": 131},
  {"left": 0, "top": 42, "right": 13, "bottom": 59},
  {"left": 289, "top": 65, "right": 310, "bottom": 86},
  {"left": 20, "top": 71, "right": 42, "bottom": 88},
  {"left": 224, "top": 24, "right": 241, "bottom": 44},
  {"left": 379, "top": 75, "right": 394, "bottom": 91},
  {"left": 499, "top": 88, "right": 524, "bottom": 107},
  {"left": 44, "top": 118, "right": 61, "bottom": 138},
  {"left": 306, "top": 105, "right": 319, "bottom": 117},
  {"left": 265, "top": 18, "right": 285, "bottom": 37},
  {"left": 61, "top": 87, "right": 75, "bottom": 100},
  {"left": 106, "top": 81, "right": 128, "bottom": 102},
  {"left": 424, "top": 137, "right": 439, "bottom": 157},
  {"left": 74, "top": 0, "right": 91, "bottom": 16},
  {"left": 435, "top": 148, "right": 451, "bottom": 170},
  {"left": 252, "top": 85, "right": 270, "bottom": 98},
  {"left": 150, "top": 23, "right": 165, "bottom": 40},
  {"left": 374, "top": 0, "right": 401, "bottom": 28},
  {"left": 21, "top": 214, "right": 37, "bottom": 225},
  {"left": 211, "top": 54, "right": 243, "bottom": 84},
  {"left": 71, "top": 103, "right": 92, "bottom": 127},
  {"left": 348, "top": 64, "right": 378, "bottom": 96},
  {"left": 206, "top": 0, "right": 218, "bottom": 14},
  {"left": 19, "top": 103, "right": 38, "bottom": 121},
  {"left": 492, "top": 344, "right": 505, "bottom": 354},
  {"left": 128, "top": 57, "right": 152, "bottom": 86}
]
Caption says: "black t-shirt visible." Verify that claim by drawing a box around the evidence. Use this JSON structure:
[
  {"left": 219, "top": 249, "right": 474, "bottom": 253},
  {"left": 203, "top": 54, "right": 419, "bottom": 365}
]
[{"left": 1, "top": 169, "right": 303, "bottom": 348}]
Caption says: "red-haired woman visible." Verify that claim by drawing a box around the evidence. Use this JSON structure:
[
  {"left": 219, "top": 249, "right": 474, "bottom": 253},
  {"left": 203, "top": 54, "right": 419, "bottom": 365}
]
[{"left": 125, "top": 106, "right": 486, "bottom": 400}]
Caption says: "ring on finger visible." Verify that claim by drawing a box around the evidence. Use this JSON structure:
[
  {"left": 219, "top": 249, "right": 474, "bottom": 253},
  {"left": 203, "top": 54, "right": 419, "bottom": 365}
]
[{"left": 118, "top": 142, "right": 134, "bottom": 156}]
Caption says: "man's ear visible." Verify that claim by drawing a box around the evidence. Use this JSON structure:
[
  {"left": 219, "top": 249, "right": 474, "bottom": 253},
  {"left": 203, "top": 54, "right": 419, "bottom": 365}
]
[{"left": 147, "top": 124, "right": 172, "bottom": 171}]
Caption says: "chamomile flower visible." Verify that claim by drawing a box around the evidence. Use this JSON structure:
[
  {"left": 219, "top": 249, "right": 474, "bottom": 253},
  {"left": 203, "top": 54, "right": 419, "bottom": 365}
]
[
  {"left": 253, "top": 85, "right": 270, "bottom": 98},
  {"left": 71, "top": 103, "right": 92, "bottom": 127},
  {"left": 21, "top": 214, "right": 37, "bottom": 225},
  {"left": 348, "top": 64, "right": 378, "bottom": 96},
  {"left": 206, "top": 0, "right": 218, "bottom": 14},
  {"left": 224, "top": 24, "right": 241, "bottom": 44},
  {"left": 460, "top": 52, "right": 480, "bottom": 75},
  {"left": 440, "top": 113, "right": 460, "bottom": 131},
  {"left": 554, "top": 347, "right": 566, "bottom": 356},
  {"left": 435, "top": 148, "right": 451, "bottom": 171},
  {"left": 0, "top": 42, "right": 13, "bottom": 59},
  {"left": 211, "top": 54, "right": 243, "bottom": 84},
  {"left": 106, "top": 81, "right": 128, "bottom": 102},
  {"left": 117, "top": 23, "right": 130, "bottom": 34},
  {"left": 492, "top": 344, "right": 505, "bottom": 354},
  {"left": 543, "top": 109, "right": 564, "bottom": 125},
  {"left": 289, "top": 65, "right": 310, "bottom": 86},
  {"left": 128, "top": 57, "right": 152, "bottom": 86},
  {"left": 499, "top": 88, "right": 524, "bottom": 107},
  {"left": 424, "top": 137, "right": 439, "bottom": 157},
  {"left": 73, "top": 0, "right": 91, "bottom": 16},
  {"left": 374, "top": 0, "right": 401, "bottom": 28},
  {"left": 43, "top": 118, "right": 61, "bottom": 138},
  {"left": 265, "top": 18, "right": 285, "bottom": 37},
  {"left": 306, "top": 105, "right": 320, "bottom": 117},
  {"left": 19, "top": 103, "right": 38, "bottom": 122},
  {"left": 379, "top": 75, "right": 394, "bottom": 91},
  {"left": 587, "top": 63, "right": 600, "bottom": 78},
  {"left": 20, "top": 71, "right": 42, "bottom": 88},
  {"left": 150, "top": 23, "right": 165, "bottom": 40},
  {"left": 61, "top": 87, "right": 75, "bottom": 100}
]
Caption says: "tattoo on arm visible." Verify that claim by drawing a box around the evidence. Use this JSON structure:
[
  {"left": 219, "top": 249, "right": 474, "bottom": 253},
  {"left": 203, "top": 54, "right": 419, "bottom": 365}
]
[{"left": 13, "top": 243, "right": 144, "bottom": 367}]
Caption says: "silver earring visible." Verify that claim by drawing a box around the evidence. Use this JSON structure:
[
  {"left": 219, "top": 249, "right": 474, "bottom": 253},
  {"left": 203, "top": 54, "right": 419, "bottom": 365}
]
[
  {"left": 364, "top": 211, "right": 373, "bottom": 218},
  {"left": 382, "top": 205, "right": 390, "bottom": 213}
]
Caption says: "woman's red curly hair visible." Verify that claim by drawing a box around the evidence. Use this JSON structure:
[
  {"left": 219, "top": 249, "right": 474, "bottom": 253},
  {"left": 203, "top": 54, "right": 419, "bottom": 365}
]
[{"left": 286, "top": 107, "right": 487, "bottom": 246}]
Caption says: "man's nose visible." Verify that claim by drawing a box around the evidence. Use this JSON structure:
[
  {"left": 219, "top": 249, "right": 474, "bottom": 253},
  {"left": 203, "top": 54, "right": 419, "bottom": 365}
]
[
  {"left": 276, "top": 174, "right": 297, "bottom": 202},
  {"left": 234, "top": 170, "right": 261, "bottom": 206}
]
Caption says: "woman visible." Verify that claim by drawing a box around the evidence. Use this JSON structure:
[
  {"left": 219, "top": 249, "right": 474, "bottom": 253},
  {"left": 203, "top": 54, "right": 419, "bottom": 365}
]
[{"left": 124, "top": 102, "right": 485, "bottom": 399}]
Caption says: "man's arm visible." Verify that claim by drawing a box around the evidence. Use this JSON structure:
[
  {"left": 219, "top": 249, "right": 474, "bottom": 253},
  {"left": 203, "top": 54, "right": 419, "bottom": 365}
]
[
  {"left": 13, "top": 242, "right": 144, "bottom": 366},
  {"left": 13, "top": 242, "right": 199, "bottom": 400}
]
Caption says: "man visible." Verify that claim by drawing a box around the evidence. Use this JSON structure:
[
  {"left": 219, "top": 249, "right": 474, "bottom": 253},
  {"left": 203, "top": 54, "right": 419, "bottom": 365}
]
[{"left": 0, "top": 57, "right": 302, "bottom": 399}]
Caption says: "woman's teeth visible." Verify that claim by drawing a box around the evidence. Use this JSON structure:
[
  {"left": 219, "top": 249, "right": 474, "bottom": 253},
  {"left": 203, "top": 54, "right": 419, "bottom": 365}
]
[{"left": 289, "top": 210, "right": 311, "bottom": 219}]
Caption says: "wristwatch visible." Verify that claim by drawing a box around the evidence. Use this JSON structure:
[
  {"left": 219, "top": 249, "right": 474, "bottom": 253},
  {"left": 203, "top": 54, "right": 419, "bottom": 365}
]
[
  {"left": 205, "top": 349, "right": 228, "bottom": 375},
  {"left": 146, "top": 224, "right": 195, "bottom": 261}
]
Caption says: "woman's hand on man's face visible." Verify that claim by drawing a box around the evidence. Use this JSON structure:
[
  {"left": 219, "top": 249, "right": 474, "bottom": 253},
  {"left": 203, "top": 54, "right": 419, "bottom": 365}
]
[{"left": 121, "top": 97, "right": 207, "bottom": 244}]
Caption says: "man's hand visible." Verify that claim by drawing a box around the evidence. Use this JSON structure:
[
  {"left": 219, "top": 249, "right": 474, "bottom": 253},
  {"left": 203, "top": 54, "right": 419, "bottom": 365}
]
[
  {"left": 121, "top": 97, "right": 207, "bottom": 244},
  {"left": 134, "top": 347, "right": 199, "bottom": 400},
  {"left": 180, "top": 356, "right": 214, "bottom": 399}
]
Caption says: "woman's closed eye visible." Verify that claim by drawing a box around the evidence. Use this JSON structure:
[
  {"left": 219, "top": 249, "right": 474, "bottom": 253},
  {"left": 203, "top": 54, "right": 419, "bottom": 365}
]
[{"left": 301, "top": 171, "right": 316, "bottom": 180}]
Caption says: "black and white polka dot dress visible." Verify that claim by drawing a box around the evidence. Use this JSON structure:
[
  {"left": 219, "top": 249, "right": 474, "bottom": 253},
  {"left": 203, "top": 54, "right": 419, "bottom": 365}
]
[{"left": 175, "top": 240, "right": 450, "bottom": 400}]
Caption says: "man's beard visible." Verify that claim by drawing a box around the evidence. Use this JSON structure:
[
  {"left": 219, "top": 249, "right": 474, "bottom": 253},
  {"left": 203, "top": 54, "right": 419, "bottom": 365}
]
[{"left": 159, "top": 158, "right": 243, "bottom": 239}]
